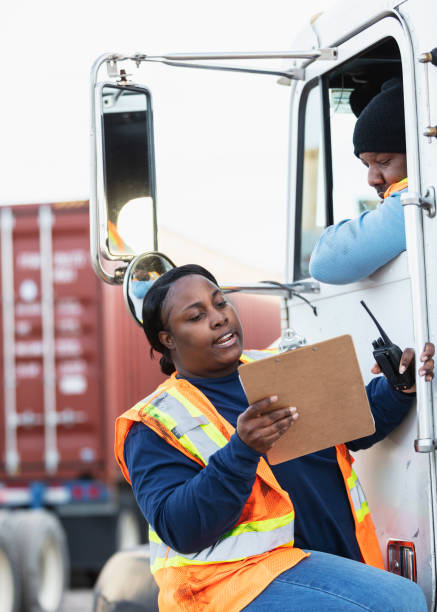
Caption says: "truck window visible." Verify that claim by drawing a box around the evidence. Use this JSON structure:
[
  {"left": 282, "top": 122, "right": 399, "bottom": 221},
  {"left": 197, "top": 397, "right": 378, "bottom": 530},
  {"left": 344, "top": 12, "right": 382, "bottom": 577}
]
[
  {"left": 294, "top": 82, "right": 327, "bottom": 280},
  {"left": 329, "top": 88, "right": 379, "bottom": 223},
  {"left": 294, "top": 37, "right": 402, "bottom": 280}
]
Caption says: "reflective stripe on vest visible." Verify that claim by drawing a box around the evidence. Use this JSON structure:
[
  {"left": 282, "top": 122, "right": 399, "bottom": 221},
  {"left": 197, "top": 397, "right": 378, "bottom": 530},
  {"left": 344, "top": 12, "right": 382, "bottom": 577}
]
[
  {"left": 335, "top": 445, "right": 383, "bottom": 568},
  {"left": 141, "top": 382, "right": 295, "bottom": 573},
  {"left": 142, "top": 350, "right": 273, "bottom": 462},
  {"left": 149, "top": 512, "right": 294, "bottom": 573},
  {"left": 143, "top": 387, "right": 229, "bottom": 464},
  {"left": 347, "top": 469, "right": 370, "bottom": 523}
]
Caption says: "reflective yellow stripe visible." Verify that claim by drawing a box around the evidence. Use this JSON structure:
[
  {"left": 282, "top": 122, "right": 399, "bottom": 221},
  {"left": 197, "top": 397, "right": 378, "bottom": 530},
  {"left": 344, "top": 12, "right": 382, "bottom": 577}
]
[
  {"left": 149, "top": 529, "right": 162, "bottom": 544},
  {"left": 169, "top": 387, "right": 229, "bottom": 449},
  {"left": 144, "top": 399, "right": 208, "bottom": 463},
  {"left": 152, "top": 555, "right": 226, "bottom": 573},
  {"left": 356, "top": 501, "right": 370, "bottom": 523},
  {"left": 178, "top": 433, "right": 208, "bottom": 464},
  {"left": 221, "top": 512, "right": 294, "bottom": 539},
  {"left": 144, "top": 403, "right": 177, "bottom": 432},
  {"left": 149, "top": 515, "right": 295, "bottom": 574},
  {"left": 347, "top": 469, "right": 370, "bottom": 523},
  {"left": 151, "top": 540, "right": 295, "bottom": 573},
  {"left": 169, "top": 387, "right": 204, "bottom": 417},
  {"left": 150, "top": 515, "right": 294, "bottom": 544},
  {"left": 347, "top": 470, "right": 357, "bottom": 489},
  {"left": 201, "top": 422, "right": 229, "bottom": 448}
]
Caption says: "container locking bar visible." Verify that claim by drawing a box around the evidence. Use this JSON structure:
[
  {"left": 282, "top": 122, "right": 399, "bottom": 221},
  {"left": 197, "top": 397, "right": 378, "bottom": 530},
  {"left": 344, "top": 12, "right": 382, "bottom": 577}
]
[
  {"left": 1, "top": 208, "right": 19, "bottom": 474},
  {"left": 39, "top": 206, "right": 59, "bottom": 473}
]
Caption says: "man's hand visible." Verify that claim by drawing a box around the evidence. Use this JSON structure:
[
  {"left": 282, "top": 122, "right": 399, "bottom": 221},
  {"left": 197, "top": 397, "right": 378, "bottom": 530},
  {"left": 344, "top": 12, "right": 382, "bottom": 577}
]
[
  {"left": 237, "top": 396, "right": 298, "bottom": 454},
  {"left": 371, "top": 342, "right": 435, "bottom": 393}
]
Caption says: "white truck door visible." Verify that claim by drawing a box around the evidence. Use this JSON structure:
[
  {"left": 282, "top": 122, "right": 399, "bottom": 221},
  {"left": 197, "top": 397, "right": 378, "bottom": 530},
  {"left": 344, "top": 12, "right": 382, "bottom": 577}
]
[{"left": 287, "top": 13, "right": 436, "bottom": 608}]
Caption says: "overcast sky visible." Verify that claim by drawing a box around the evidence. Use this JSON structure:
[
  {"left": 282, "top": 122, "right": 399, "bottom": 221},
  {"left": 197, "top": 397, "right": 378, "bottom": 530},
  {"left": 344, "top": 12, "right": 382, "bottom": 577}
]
[{"left": 1, "top": 0, "right": 337, "bottom": 280}]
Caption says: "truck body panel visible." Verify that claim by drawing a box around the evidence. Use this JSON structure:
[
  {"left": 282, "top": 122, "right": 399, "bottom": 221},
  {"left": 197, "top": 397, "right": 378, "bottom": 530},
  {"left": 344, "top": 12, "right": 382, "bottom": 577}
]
[{"left": 285, "top": 2, "right": 437, "bottom": 606}]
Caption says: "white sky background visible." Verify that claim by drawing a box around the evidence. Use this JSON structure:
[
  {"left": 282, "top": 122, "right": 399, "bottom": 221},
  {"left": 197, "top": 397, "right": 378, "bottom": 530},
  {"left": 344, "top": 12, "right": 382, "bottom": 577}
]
[{"left": 1, "top": 0, "right": 338, "bottom": 281}]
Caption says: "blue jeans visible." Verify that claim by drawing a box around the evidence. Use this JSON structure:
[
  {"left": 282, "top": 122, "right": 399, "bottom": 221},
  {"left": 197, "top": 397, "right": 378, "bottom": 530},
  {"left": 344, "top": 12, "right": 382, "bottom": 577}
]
[{"left": 242, "top": 550, "right": 427, "bottom": 611}]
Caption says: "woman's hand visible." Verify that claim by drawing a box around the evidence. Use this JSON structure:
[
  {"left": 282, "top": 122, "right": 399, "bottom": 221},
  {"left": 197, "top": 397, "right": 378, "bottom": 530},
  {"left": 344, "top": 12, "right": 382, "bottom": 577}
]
[
  {"left": 371, "top": 342, "right": 435, "bottom": 393},
  {"left": 237, "top": 396, "right": 298, "bottom": 454}
]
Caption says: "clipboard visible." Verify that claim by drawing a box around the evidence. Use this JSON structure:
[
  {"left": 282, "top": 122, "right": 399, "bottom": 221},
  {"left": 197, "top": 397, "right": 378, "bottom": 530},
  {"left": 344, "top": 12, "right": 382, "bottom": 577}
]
[{"left": 238, "top": 335, "right": 375, "bottom": 464}]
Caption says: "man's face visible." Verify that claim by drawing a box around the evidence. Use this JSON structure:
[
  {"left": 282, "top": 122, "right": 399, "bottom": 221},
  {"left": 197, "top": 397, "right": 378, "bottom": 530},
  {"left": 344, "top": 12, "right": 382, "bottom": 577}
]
[{"left": 359, "top": 152, "right": 407, "bottom": 199}]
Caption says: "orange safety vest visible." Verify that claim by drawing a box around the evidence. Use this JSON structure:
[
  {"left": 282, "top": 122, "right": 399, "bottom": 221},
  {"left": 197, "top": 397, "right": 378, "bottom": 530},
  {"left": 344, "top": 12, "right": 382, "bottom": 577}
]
[
  {"left": 115, "top": 350, "right": 383, "bottom": 611},
  {"left": 384, "top": 177, "right": 408, "bottom": 199}
]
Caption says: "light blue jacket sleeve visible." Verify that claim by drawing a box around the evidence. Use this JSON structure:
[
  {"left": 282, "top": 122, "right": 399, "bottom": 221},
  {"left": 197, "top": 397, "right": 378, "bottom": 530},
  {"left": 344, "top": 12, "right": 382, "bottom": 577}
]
[{"left": 308, "top": 189, "right": 407, "bottom": 285}]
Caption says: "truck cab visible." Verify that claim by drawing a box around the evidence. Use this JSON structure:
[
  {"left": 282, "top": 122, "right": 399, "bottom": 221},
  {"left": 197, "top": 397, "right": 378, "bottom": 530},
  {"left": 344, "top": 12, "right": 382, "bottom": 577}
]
[{"left": 284, "top": 3, "right": 437, "bottom": 605}]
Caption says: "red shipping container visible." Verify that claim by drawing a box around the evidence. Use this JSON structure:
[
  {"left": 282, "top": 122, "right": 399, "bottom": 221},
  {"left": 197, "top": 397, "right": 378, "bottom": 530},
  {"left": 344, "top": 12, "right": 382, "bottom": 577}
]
[{"left": 0, "top": 202, "right": 281, "bottom": 487}]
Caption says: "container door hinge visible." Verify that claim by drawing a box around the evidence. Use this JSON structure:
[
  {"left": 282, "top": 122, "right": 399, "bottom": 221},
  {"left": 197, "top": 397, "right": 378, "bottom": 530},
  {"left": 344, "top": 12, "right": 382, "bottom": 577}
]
[
  {"left": 401, "top": 187, "right": 436, "bottom": 218},
  {"left": 387, "top": 540, "right": 417, "bottom": 581}
]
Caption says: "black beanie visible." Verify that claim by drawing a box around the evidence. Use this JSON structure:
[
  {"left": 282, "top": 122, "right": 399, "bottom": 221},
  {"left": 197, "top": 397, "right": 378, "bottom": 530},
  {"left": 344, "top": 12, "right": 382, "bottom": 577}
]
[{"left": 353, "top": 77, "right": 406, "bottom": 157}]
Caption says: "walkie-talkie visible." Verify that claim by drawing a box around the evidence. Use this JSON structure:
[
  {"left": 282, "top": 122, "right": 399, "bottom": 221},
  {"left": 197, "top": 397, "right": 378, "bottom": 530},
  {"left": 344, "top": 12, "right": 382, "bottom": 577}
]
[{"left": 360, "top": 300, "right": 415, "bottom": 391}]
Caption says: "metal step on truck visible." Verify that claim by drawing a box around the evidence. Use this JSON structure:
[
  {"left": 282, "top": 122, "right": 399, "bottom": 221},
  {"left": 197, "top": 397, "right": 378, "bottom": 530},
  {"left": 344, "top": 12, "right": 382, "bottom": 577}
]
[{"left": 88, "top": 0, "right": 437, "bottom": 609}]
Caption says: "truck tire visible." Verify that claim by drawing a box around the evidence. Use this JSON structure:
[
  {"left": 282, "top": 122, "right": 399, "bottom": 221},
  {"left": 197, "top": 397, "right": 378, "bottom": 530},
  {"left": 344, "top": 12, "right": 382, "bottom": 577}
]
[
  {"left": 9, "top": 509, "right": 69, "bottom": 612},
  {"left": 93, "top": 545, "right": 159, "bottom": 612},
  {"left": 0, "top": 511, "right": 21, "bottom": 612}
]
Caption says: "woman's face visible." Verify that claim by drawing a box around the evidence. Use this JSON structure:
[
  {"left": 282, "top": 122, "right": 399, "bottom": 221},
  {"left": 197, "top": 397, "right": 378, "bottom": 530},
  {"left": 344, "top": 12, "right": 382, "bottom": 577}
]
[{"left": 159, "top": 275, "right": 244, "bottom": 378}]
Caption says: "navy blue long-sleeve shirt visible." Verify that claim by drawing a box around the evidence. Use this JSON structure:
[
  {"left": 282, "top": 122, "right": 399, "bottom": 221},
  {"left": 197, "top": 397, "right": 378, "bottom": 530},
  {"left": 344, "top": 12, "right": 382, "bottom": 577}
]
[{"left": 124, "top": 372, "right": 413, "bottom": 560}]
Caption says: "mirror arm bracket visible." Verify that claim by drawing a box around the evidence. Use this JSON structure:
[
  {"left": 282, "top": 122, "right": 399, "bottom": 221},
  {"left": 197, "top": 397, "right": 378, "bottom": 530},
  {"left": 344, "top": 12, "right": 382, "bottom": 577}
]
[
  {"left": 98, "top": 49, "right": 337, "bottom": 83},
  {"left": 146, "top": 58, "right": 305, "bottom": 80}
]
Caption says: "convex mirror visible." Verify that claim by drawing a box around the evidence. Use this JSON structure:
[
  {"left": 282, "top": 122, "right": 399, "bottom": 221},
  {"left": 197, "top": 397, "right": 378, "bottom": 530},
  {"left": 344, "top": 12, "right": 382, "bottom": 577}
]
[
  {"left": 96, "top": 83, "right": 157, "bottom": 259},
  {"left": 123, "top": 252, "right": 175, "bottom": 326}
]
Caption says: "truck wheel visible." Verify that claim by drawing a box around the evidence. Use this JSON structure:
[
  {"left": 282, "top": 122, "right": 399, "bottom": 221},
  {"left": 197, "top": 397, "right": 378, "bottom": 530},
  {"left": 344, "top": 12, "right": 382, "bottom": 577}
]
[
  {"left": 0, "top": 512, "right": 21, "bottom": 612},
  {"left": 93, "top": 545, "right": 159, "bottom": 611},
  {"left": 9, "top": 509, "right": 69, "bottom": 612}
]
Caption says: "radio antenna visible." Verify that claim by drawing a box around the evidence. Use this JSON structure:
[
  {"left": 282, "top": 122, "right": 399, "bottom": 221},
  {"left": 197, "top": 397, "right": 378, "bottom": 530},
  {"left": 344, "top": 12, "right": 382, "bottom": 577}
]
[{"left": 360, "top": 300, "right": 392, "bottom": 344}]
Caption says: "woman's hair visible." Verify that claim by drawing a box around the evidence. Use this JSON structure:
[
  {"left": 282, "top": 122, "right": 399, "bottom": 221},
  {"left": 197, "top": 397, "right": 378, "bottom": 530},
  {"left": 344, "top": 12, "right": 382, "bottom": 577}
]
[{"left": 142, "top": 264, "right": 219, "bottom": 375}]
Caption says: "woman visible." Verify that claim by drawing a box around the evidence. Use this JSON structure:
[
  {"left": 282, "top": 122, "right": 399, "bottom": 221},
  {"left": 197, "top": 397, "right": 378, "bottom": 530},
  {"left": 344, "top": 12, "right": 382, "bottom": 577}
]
[{"left": 115, "top": 264, "right": 432, "bottom": 611}]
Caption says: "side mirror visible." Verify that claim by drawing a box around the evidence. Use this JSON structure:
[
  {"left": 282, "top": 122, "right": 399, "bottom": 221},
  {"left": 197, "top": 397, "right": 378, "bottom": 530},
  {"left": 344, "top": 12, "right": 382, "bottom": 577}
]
[
  {"left": 91, "top": 74, "right": 157, "bottom": 283},
  {"left": 123, "top": 252, "right": 175, "bottom": 326}
]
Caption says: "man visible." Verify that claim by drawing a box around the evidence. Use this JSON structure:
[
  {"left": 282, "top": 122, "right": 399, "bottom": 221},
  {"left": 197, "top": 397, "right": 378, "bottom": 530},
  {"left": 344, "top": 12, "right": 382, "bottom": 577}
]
[{"left": 309, "top": 78, "right": 407, "bottom": 284}]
